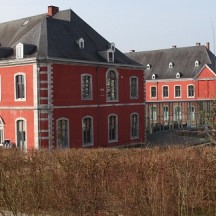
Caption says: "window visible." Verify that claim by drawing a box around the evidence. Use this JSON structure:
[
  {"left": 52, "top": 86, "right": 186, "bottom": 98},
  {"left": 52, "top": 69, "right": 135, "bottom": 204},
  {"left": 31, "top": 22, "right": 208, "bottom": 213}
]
[
  {"left": 163, "top": 106, "right": 169, "bottom": 121},
  {"left": 110, "top": 42, "right": 115, "bottom": 51},
  {"left": 76, "top": 38, "right": 85, "bottom": 49},
  {"left": 108, "top": 114, "right": 118, "bottom": 142},
  {"left": 15, "top": 73, "right": 26, "bottom": 100},
  {"left": 108, "top": 51, "right": 114, "bottom": 62},
  {"left": 147, "top": 64, "right": 152, "bottom": 69},
  {"left": 188, "top": 85, "right": 195, "bottom": 97},
  {"left": 106, "top": 69, "right": 118, "bottom": 101},
  {"left": 131, "top": 113, "right": 139, "bottom": 139},
  {"left": 176, "top": 72, "right": 181, "bottom": 78},
  {"left": 82, "top": 116, "right": 93, "bottom": 146},
  {"left": 163, "top": 86, "right": 169, "bottom": 98},
  {"left": 57, "top": 118, "right": 69, "bottom": 148},
  {"left": 188, "top": 106, "right": 195, "bottom": 121},
  {"left": 130, "top": 76, "right": 138, "bottom": 99},
  {"left": 150, "top": 106, "right": 157, "bottom": 121},
  {"left": 175, "top": 85, "right": 181, "bottom": 98},
  {"left": 169, "top": 62, "right": 174, "bottom": 68},
  {"left": 0, "top": 118, "right": 4, "bottom": 144},
  {"left": 81, "top": 74, "right": 92, "bottom": 100},
  {"left": 16, "top": 118, "right": 27, "bottom": 151},
  {"left": 152, "top": 74, "right": 156, "bottom": 79},
  {"left": 174, "top": 106, "right": 182, "bottom": 121},
  {"left": 16, "top": 43, "right": 23, "bottom": 59},
  {"left": 195, "top": 60, "right": 200, "bottom": 66},
  {"left": 151, "top": 86, "right": 157, "bottom": 98}
]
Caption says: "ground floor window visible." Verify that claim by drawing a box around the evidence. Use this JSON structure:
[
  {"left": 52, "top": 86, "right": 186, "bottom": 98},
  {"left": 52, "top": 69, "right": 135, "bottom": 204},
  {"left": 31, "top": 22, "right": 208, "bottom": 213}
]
[
  {"left": 108, "top": 115, "right": 118, "bottom": 142},
  {"left": 82, "top": 116, "right": 93, "bottom": 146},
  {"left": 57, "top": 118, "right": 69, "bottom": 148},
  {"left": 174, "top": 106, "right": 182, "bottom": 121},
  {"left": 16, "top": 119, "right": 26, "bottom": 150},
  {"left": 131, "top": 113, "right": 139, "bottom": 138}
]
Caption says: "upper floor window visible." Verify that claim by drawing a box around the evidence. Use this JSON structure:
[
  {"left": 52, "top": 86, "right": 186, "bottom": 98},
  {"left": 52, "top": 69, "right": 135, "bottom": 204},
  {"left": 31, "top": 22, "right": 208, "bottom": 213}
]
[
  {"left": 106, "top": 69, "right": 118, "bottom": 101},
  {"left": 151, "top": 86, "right": 157, "bottom": 98},
  {"left": 147, "top": 64, "right": 152, "bottom": 70},
  {"left": 169, "top": 62, "right": 174, "bottom": 68},
  {"left": 76, "top": 38, "right": 85, "bottom": 49},
  {"left": 82, "top": 116, "right": 93, "bottom": 147},
  {"left": 15, "top": 73, "right": 26, "bottom": 100},
  {"left": 108, "top": 114, "right": 118, "bottom": 142},
  {"left": 188, "top": 85, "right": 195, "bottom": 97},
  {"left": 195, "top": 60, "right": 200, "bottom": 67},
  {"left": 130, "top": 113, "right": 139, "bottom": 139},
  {"left": 81, "top": 74, "right": 92, "bottom": 100},
  {"left": 174, "top": 85, "right": 181, "bottom": 98},
  {"left": 162, "top": 86, "right": 169, "bottom": 98},
  {"left": 130, "top": 76, "right": 138, "bottom": 99},
  {"left": 16, "top": 43, "right": 24, "bottom": 59},
  {"left": 57, "top": 118, "right": 69, "bottom": 149}
]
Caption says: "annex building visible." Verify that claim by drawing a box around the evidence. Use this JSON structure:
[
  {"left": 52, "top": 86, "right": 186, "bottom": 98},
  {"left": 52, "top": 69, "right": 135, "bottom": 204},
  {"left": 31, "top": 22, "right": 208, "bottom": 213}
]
[
  {"left": 0, "top": 6, "right": 145, "bottom": 149},
  {"left": 126, "top": 43, "right": 216, "bottom": 134}
]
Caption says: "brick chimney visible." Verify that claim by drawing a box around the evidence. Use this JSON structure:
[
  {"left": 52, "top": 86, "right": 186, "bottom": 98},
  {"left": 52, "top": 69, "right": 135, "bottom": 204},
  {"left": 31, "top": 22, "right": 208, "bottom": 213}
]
[
  {"left": 48, "top": 6, "right": 59, "bottom": 17},
  {"left": 206, "top": 42, "right": 210, "bottom": 50}
]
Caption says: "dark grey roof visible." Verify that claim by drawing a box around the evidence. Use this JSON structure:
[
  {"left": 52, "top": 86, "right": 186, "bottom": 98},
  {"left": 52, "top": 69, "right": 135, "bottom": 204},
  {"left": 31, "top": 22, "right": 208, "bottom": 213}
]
[
  {"left": 0, "top": 8, "right": 139, "bottom": 66},
  {"left": 125, "top": 45, "right": 216, "bottom": 79}
]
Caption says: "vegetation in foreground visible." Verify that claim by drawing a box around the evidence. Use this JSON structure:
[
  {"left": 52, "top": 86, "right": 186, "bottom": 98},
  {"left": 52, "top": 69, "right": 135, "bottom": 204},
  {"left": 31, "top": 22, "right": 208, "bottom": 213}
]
[{"left": 0, "top": 146, "right": 215, "bottom": 216}]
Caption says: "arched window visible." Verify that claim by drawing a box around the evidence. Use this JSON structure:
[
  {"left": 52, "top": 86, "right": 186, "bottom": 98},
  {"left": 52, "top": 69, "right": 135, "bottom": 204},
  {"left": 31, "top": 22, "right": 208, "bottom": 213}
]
[
  {"left": 108, "top": 114, "right": 118, "bottom": 142},
  {"left": 106, "top": 69, "right": 118, "bottom": 101},
  {"left": 131, "top": 113, "right": 139, "bottom": 139},
  {"left": 16, "top": 118, "right": 27, "bottom": 150},
  {"left": 57, "top": 118, "right": 69, "bottom": 148},
  {"left": 82, "top": 116, "right": 93, "bottom": 146},
  {"left": 14, "top": 73, "right": 26, "bottom": 100}
]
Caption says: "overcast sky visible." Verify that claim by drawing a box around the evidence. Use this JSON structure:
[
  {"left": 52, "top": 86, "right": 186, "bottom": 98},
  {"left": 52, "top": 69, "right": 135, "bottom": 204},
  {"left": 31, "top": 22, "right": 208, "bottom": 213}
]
[{"left": 1, "top": 0, "right": 216, "bottom": 53}]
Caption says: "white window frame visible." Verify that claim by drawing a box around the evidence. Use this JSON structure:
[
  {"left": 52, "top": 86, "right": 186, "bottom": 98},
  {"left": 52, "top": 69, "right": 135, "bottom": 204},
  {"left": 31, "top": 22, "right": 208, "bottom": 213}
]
[
  {"left": 147, "top": 64, "right": 151, "bottom": 70},
  {"left": 15, "top": 117, "right": 27, "bottom": 151},
  {"left": 176, "top": 72, "right": 181, "bottom": 78},
  {"left": 174, "top": 105, "right": 182, "bottom": 121},
  {"left": 16, "top": 43, "right": 24, "bottom": 59},
  {"left": 106, "top": 68, "right": 118, "bottom": 102},
  {"left": 130, "top": 76, "right": 138, "bottom": 99},
  {"left": 81, "top": 74, "right": 92, "bottom": 100},
  {"left": 169, "top": 62, "right": 174, "bottom": 68},
  {"left": 0, "top": 118, "right": 4, "bottom": 144},
  {"left": 174, "top": 85, "right": 181, "bottom": 98},
  {"left": 77, "top": 38, "right": 85, "bottom": 49},
  {"left": 108, "top": 114, "right": 118, "bottom": 143},
  {"left": 152, "top": 74, "right": 156, "bottom": 79},
  {"left": 56, "top": 118, "right": 70, "bottom": 149},
  {"left": 82, "top": 116, "right": 94, "bottom": 147},
  {"left": 162, "top": 85, "right": 169, "bottom": 98},
  {"left": 150, "top": 86, "right": 157, "bottom": 98},
  {"left": 14, "top": 73, "right": 26, "bottom": 101},
  {"left": 130, "top": 112, "right": 139, "bottom": 139},
  {"left": 187, "top": 84, "right": 195, "bottom": 98},
  {"left": 150, "top": 106, "right": 157, "bottom": 122},
  {"left": 108, "top": 50, "right": 114, "bottom": 62},
  {"left": 195, "top": 60, "right": 200, "bottom": 67}
]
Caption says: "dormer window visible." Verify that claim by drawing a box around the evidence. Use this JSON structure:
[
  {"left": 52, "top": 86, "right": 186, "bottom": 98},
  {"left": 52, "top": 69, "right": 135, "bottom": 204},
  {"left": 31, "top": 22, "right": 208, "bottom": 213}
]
[
  {"left": 76, "top": 38, "right": 85, "bottom": 49},
  {"left": 195, "top": 60, "right": 200, "bottom": 67},
  {"left": 176, "top": 72, "right": 181, "bottom": 78},
  {"left": 169, "top": 62, "right": 174, "bottom": 68},
  {"left": 110, "top": 42, "right": 115, "bottom": 51},
  {"left": 98, "top": 49, "right": 114, "bottom": 63},
  {"left": 16, "top": 43, "right": 24, "bottom": 59},
  {"left": 147, "top": 64, "right": 152, "bottom": 69},
  {"left": 152, "top": 74, "right": 156, "bottom": 79}
]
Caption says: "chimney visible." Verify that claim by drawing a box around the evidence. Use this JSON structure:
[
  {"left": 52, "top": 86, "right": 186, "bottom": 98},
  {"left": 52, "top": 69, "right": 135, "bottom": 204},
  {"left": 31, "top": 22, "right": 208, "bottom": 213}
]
[
  {"left": 196, "top": 42, "right": 201, "bottom": 46},
  {"left": 172, "top": 45, "right": 177, "bottom": 48},
  {"left": 130, "top": 50, "right": 135, "bottom": 52},
  {"left": 206, "top": 42, "right": 210, "bottom": 50},
  {"left": 48, "top": 6, "right": 59, "bottom": 17}
]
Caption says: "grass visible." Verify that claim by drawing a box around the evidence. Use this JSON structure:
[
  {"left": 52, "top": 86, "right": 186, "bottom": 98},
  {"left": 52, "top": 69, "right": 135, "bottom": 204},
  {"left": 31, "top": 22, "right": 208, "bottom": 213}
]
[{"left": 0, "top": 146, "right": 215, "bottom": 216}]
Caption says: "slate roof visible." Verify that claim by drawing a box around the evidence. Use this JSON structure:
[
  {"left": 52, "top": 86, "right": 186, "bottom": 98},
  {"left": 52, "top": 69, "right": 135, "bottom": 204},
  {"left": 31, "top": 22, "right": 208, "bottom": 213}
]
[
  {"left": 125, "top": 45, "right": 216, "bottom": 79},
  {"left": 0, "top": 8, "right": 139, "bottom": 66}
]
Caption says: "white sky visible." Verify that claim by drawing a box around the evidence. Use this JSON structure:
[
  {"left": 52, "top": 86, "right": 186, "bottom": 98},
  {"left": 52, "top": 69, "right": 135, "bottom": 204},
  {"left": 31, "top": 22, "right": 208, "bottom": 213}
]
[{"left": 1, "top": 0, "right": 216, "bottom": 53}]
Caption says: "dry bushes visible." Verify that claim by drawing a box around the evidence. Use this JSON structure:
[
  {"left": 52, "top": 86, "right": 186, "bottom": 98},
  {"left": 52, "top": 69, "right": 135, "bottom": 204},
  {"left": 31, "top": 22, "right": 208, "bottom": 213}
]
[{"left": 0, "top": 146, "right": 215, "bottom": 216}]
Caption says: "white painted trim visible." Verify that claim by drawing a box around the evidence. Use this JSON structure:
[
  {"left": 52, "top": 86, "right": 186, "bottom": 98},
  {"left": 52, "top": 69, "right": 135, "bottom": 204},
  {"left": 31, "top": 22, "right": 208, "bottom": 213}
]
[
  {"left": 150, "top": 85, "right": 157, "bottom": 98},
  {"left": 187, "top": 84, "right": 195, "bottom": 98},
  {"left": 15, "top": 117, "right": 27, "bottom": 151},
  {"left": 162, "top": 85, "right": 169, "bottom": 98}
]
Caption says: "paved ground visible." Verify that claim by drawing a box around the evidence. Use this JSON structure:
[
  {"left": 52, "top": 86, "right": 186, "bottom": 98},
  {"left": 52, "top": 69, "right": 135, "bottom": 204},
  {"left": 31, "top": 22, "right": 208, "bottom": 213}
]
[{"left": 146, "top": 130, "right": 208, "bottom": 147}]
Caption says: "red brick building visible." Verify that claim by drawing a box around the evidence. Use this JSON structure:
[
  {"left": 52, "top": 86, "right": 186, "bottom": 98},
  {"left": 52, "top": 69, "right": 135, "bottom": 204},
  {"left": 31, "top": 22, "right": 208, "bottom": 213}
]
[
  {"left": 126, "top": 43, "right": 216, "bottom": 134},
  {"left": 0, "top": 6, "right": 145, "bottom": 149}
]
